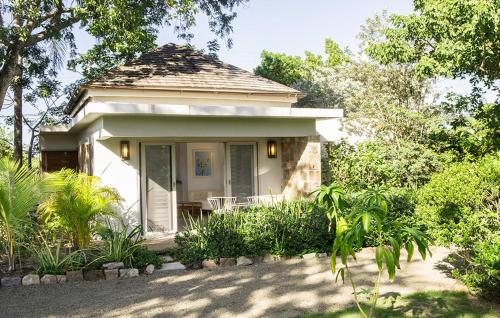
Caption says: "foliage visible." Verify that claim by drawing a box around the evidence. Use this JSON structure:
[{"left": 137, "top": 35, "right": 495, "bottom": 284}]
[
  {"left": 97, "top": 224, "right": 145, "bottom": 268},
  {"left": 300, "top": 291, "right": 500, "bottom": 318},
  {"left": 0, "top": 0, "right": 249, "bottom": 109},
  {"left": 175, "top": 201, "right": 332, "bottom": 264},
  {"left": 330, "top": 187, "right": 431, "bottom": 318},
  {"left": 0, "top": 157, "right": 50, "bottom": 271},
  {"left": 429, "top": 92, "right": 500, "bottom": 159},
  {"left": 310, "top": 183, "right": 345, "bottom": 232},
  {"left": 366, "top": 0, "right": 500, "bottom": 84},
  {"left": 254, "top": 38, "right": 349, "bottom": 87},
  {"left": 31, "top": 239, "right": 84, "bottom": 275},
  {"left": 324, "top": 139, "right": 445, "bottom": 191},
  {"left": 38, "top": 169, "right": 121, "bottom": 249},
  {"left": 0, "top": 126, "right": 11, "bottom": 159},
  {"left": 416, "top": 154, "right": 500, "bottom": 296},
  {"left": 132, "top": 248, "right": 164, "bottom": 270}
]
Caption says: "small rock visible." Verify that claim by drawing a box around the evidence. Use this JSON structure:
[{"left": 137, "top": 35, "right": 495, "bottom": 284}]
[
  {"left": 56, "top": 275, "right": 67, "bottom": 283},
  {"left": 22, "top": 274, "right": 40, "bottom": 286},
  {"left": 202, "top": 259, "right": 217, "bottom": 269},
  {"left": 236, "top": 256, "right": 253, "bottom": 266},
  {"left": 162, "top": 255, "right": 174, "bottom": 262},
  {"left": 145, "top": 264, "right": 155, "bottom": 275},
  {"left": 219, "top": 257, "right": 236, "bottom": 267},
  {"left": 263, "top": 254, "right": 278, "bottom": 263},
  {"left": 302, "top": 253, "right": 317, "bottom": 260},
  {"left": 66, "top": 270, "right": 84, "bottom": 282},
  {"left": 41, "top": 274, "right": 57, "bottom": 285},
  {"left": 317, "top": 253, "right": 328, "bottom": 258},
  {"left": 102, "top": 262, "right": 125, "bottom": 270},
  {"left": 119, "top": 268, "right": 139, "bottom": 278},
  {"left": 159, "top": 262, "right": 187, "bottom": 271},
  {"left": 84, "top": 270, "right": 105, "bottom": 281},
  {"left": 189, "top": 262, "right": 202, "bottom": 270},
  {"left": 104, "top": 269, "right": 119, "bottom": 280},
  {"left": 252, "top": 256, "right": 264, "bottom": 264},
  {"left": 1, "top": 276, "right": 21, "bottom": 287}
]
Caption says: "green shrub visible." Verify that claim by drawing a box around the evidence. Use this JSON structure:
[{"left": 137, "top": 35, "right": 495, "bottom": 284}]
[
  {"left": 324, "top": 139, "right": 446, "bottom": 191},
  {"left": 174, "top": 200, "right": 332, "bottom": 264},
  {"left": 132, "top": 248, "right": 163, "bottom": 270},
  {"left": 416, "top": 154, "right": 500, "bottom": 297}
]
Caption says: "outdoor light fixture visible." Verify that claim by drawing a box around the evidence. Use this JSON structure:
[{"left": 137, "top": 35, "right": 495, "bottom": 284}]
[
  {"left": 267, "top": 140, "right": 278, "bottom": 158},
  {"left": 120, "top": 140, "right": 130, "bottom": 160}
]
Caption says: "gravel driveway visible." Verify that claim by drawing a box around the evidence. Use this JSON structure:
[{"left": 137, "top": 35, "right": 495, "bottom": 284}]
[{"left": 0, "top": 247, "right": 465, "bottom": 318}]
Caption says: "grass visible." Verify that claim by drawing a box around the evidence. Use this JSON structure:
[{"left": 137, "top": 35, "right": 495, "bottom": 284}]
[{"left": 300, "top": 291, "right": 499, "bottom": 318}]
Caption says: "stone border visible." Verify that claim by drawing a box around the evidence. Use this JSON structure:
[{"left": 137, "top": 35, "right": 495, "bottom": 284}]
[
  {"left": 0, "top": 262, "right": 154, "bottom": 288},
  {"left": 0, "top": 252, "right": 329, "bottom": 288}
]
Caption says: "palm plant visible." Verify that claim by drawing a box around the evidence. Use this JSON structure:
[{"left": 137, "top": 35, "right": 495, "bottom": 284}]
[
  {"left": 330, "top": 188, "right": 432, "bottom": 318},
  {"left": 0, "top": 158, "right": 47, "bottom": 271},
  {"left": 39, "top": 170, "right": 121, "bottom": 249}
]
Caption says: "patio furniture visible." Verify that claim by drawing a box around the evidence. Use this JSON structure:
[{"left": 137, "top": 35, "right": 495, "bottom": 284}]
[
  {"left": 207, "top": 197, "right": 237, "bottom": 214},
  {"left": 247, "top": 195, "right": 283, "bottom": 206},
  {"left": 177, "top": 201, "right": 203, "bottom": 218}
]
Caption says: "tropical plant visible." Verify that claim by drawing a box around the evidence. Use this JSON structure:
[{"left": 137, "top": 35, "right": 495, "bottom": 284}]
[
  {"left": 310, "top": 183, "right": 345, "bottom": 232},
  {"left": 97, "top": 224, "right": 145, "bottom": 267},
  {"left": 330, "top": 187, "right": 431, "bottom": 318},
  {"left": 31, "top": 238, "right": 84, "bottom": 275},
  {"left": 38, "top": 170, "right": 121, "bottom": 249},
  {"left": 0, "top": 158, "right": 49, "bottom": 271}
]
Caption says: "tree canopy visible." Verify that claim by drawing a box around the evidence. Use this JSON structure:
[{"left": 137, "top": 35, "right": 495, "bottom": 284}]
[
  {"left": 365, "top": 0, "right": 500, "bottom": 84},
  {"left": 0, "top": 0, "right": 248, "bottom": 111}
]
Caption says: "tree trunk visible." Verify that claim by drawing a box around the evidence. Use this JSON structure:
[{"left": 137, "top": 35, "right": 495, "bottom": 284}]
[
  {"left": 0, "top": 44, "right": 22, "bottom": 112},
  {"left": 27, "top": 129, "right": 35, "bottom": 168},
  {"left": 13, "top": 57, "right": 23, "bottom": 164}
]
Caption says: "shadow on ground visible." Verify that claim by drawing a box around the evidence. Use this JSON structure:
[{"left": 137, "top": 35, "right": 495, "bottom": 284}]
[{"left": 0, "top": 247, "right": 466, "bottom": 318}]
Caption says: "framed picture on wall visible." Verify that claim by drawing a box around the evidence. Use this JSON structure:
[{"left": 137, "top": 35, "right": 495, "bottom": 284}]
[{"left": 193, "top": 150, "right": 213, "bottom": 177}]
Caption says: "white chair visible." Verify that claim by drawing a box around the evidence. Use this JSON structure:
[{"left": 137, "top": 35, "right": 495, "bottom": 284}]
[{"left": 208, "top": 197, "right": 237, "bottom": 214}]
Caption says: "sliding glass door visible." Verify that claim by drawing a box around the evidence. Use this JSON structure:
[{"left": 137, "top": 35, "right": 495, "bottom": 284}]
[
  {"left": 226, "top": 143, "right": 257, "bottom": 200},
  {"left": 141, "top": 143, "right": 176, "bottom": 234}
]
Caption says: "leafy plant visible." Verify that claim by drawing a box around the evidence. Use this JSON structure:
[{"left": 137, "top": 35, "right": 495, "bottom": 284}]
[
  {"left": 0, "top": 158, "right": 54, "bottom": 271},
  {"left": 31, "top": 239, "right": 84, "bottom": 275},
  {"left": 310, "top": 183, "right": 345, "bottom": 232},
  {"left": 39, "top": 169, "right": 121, "bottom": 248},
  {"left": 132, "top": 248, "right": 163, "bottom": 270},
  {"left": 98, "top": 224, "right": 144, "bottom": 267},
  {"left": 416, "top": 154, "right": 500, "bottom": 297},
  {"left": 175, "top": 200, "right": 332, "bottom": 264},
  {"left": 329, "top": 187, "right": 431, "bottom": 318}
]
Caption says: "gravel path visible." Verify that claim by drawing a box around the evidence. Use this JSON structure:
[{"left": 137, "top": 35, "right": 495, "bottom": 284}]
[{"left": 0, "top": 247, "right": 465, "bottom": 318}]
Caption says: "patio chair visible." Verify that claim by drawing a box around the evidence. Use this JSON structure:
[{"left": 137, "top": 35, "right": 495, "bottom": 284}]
[{"left": 207, "top": 197, "right": 237, "bottom": 214}]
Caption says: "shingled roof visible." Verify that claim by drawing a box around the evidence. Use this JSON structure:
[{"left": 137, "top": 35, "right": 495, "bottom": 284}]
[{"left": 67, "top": 44, "right": 302, "bottom": 114}]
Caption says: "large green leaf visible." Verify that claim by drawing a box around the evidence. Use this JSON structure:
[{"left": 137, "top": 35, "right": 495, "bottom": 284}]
[
  {"left": 375, "top": 245, "right": 384, "bottom": 270},
  {"left": 383, "top": 247, "right": 396, "bottom": 282}
]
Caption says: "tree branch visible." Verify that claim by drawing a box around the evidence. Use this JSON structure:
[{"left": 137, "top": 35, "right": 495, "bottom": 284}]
[{"left": 25, "top": 14, "right": 81, "bottom": 46}]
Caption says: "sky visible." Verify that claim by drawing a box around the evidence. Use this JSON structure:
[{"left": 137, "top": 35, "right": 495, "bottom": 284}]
[
  {"left": 60, "top": 0, "right": 414, "bottom": 83},
  {"left": 58, "top": 0, "right": 489, "bottom": 102},
  {"left": 5, "top": 0, "right": 495, "bottom": 140}
]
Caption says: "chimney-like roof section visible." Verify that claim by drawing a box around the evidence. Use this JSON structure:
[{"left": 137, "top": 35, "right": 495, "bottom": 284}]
[{"left": 67, "top": 43, "right": 302, "bottom": 114}]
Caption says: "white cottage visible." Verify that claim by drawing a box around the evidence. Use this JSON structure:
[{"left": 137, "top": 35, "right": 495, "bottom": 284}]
[{"left": 40, "top": 44, "right": 343, "bottom": 236}]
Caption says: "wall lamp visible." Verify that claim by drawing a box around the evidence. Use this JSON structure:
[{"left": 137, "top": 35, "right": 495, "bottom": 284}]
[
  {"left": 120, "top": 140, "right": 130, "bottom": 160},
  {"left": 267, "top": 140, "right": 278, "bottom": 158}
]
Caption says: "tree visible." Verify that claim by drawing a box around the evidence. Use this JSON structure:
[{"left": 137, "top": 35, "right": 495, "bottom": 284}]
[
  {"left": 254, "top": 38, "right": 349, "bottom": 86},
  {"left": 0, "top": 0, "right": 248, "bottom": 111},
  {"left": 365, "top": 0, "right": 500, "bottom": 84}
]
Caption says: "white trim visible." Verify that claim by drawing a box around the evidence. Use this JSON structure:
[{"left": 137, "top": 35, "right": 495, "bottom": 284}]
[{"left": 140, "top": 142, "right": 177, "bottom": 235}]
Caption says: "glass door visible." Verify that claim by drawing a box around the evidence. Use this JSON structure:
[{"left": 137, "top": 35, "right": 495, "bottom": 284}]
[
  {"left": 226, "top": 143, "right": 257, "bottom": 201},
  {"left": 141, "top": 143, "right": 176, "bottom": 234}
]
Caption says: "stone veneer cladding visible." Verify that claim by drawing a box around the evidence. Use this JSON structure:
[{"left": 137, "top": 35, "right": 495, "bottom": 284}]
[{"left": 281, "top": 136, "right": 321, "bottom": 197}]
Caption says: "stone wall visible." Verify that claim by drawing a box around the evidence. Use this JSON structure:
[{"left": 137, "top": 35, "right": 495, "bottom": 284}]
[{"left": 281, "top": 136, "right": 321, "bottom": 197}]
